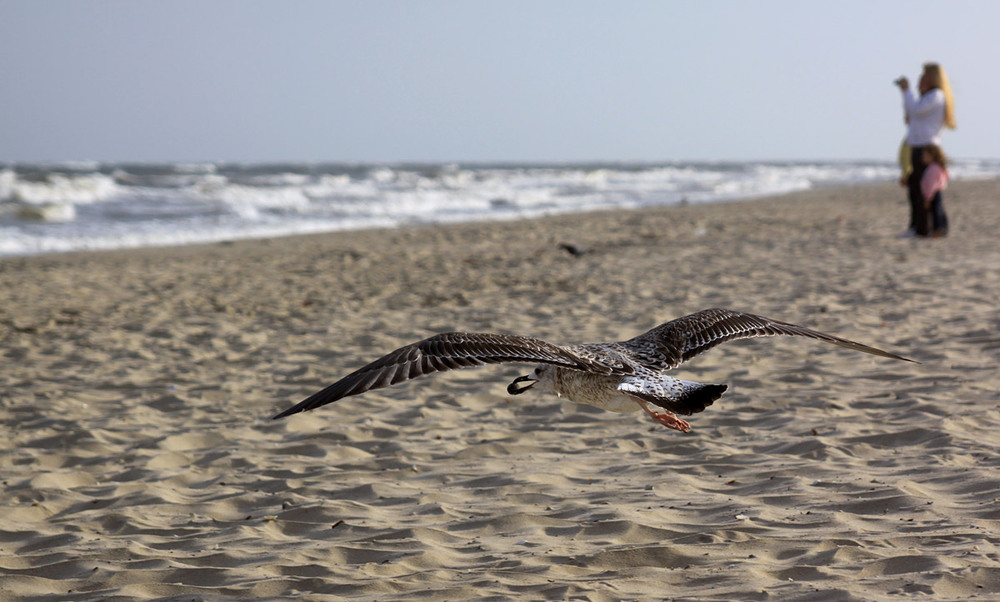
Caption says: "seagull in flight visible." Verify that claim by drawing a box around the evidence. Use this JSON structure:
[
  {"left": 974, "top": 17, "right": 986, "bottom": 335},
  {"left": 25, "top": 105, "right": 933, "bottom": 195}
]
[{"left": 273, "top": 308, "right": 915, "bottom": 432}]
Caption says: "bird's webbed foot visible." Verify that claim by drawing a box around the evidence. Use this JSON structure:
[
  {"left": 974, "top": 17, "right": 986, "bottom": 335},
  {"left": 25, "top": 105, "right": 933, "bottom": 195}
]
[{"left": 637, "top": 401, "right": 691, "bottom": 432}]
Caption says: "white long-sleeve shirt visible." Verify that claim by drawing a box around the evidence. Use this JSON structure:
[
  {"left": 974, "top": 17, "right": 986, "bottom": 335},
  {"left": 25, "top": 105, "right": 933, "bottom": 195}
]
[{"left": 902, "top": 88, "right": 946, "bottom": 146}]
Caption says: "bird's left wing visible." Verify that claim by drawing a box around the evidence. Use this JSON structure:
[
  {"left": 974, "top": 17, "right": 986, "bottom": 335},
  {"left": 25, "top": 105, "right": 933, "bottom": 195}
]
[{"left": 621, "top": 308, "right": 916, "bottom": 371}]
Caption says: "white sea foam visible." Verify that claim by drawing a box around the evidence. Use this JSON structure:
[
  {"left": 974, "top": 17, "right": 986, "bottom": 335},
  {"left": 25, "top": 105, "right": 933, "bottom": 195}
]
[
  {"left": 1, "top": 160, "right": 997, "bottom": 257},
  {"left": 5, "top": 172, "right": 120, "bottom": 205}
]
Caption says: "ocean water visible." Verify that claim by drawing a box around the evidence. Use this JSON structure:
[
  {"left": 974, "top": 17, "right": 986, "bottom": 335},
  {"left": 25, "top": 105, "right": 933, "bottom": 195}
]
[{"left": 2, "top": 160, "right": 999, "bottom": 257}]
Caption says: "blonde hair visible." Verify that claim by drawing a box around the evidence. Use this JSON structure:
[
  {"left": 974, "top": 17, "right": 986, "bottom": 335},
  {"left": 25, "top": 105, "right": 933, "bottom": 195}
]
[{"left": 923, "top": 63, "right": 956, "bottom": 129}]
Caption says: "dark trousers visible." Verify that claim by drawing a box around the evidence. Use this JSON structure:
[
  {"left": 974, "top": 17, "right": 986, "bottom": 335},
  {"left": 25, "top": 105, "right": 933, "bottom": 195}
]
[
  {"left": 928, "top": 190, "right": 949, "bottom": 236},
  {"left": 907, "top": 146, "right": 930, "bottom": 235}
]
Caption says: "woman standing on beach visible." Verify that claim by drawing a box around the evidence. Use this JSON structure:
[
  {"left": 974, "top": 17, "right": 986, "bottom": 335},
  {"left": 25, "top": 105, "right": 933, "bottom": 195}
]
[{"left": 895, "top": 62, "right": 956, "bottom": 238}]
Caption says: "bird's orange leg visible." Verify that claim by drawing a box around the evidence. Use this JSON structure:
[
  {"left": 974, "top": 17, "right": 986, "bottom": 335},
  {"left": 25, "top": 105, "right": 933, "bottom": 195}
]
[{"left": 636, "top": 400, "right": 691, "bottom": 432}]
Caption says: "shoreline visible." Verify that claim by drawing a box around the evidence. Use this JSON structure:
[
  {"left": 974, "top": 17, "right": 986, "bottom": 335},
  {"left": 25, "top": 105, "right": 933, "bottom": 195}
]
[
  {"left": 3, "top": 179, "right": 1000, "bottom": 599},
  {"left": 5, "top": 156, "right": 995, "bottom": 259},
  {"left": 2, "top": 177, "right": 994, "bottom": 262}
]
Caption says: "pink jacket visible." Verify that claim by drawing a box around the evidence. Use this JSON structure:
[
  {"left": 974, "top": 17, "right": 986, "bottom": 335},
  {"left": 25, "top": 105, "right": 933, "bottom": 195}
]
[{"left": 921, "top": 163, "right": 949, "bottom": 202}]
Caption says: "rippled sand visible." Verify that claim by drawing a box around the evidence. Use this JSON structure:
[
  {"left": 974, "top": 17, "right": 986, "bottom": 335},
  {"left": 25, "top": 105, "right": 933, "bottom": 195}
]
[{"left": 2, "top": 180, "right": 999, "bottom": 600}]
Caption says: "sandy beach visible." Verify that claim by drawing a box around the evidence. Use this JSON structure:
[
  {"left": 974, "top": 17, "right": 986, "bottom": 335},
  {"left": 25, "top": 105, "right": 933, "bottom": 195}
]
[{"left": 2, "top": 179, "right": 1000, "bottom": 600}]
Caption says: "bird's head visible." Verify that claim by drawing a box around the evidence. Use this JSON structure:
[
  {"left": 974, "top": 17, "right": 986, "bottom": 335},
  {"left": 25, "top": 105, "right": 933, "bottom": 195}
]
[{"left": 507, "top": 364, "right": 555, "bottom": 396}]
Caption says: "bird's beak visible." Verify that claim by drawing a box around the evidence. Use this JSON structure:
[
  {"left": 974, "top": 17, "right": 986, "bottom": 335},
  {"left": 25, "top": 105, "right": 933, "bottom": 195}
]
[{"left": 507, "top": 375, "right": 538, "bottom": 395}]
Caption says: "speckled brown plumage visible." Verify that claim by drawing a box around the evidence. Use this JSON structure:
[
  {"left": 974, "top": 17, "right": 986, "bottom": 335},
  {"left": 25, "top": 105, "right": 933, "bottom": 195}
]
[{"left": 273, "top": 308, "right": 915, "bottom": 430}]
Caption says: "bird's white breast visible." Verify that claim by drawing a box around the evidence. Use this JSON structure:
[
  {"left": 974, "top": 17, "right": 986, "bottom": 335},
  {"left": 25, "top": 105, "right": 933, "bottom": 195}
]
[{"left": 552, "top": 369, "right": 639, "bottom": 413}]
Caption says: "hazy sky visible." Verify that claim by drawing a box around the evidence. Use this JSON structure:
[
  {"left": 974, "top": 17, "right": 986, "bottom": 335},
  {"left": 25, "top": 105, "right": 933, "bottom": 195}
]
[{"left": 2, "top": 1, "right": 998, "bottom": 163}]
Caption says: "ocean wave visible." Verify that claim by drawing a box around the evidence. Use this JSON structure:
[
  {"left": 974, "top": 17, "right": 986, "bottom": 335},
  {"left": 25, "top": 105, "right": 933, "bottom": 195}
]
[
  {"left": 1, "top": 171, "right": 120, "bottom": 205},
  {"left": 1, "top": 160, "right": 997, "bottom": 256}
]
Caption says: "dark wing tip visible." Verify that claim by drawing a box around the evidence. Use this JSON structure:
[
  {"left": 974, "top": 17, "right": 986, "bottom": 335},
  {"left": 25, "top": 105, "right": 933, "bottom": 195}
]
[
  {"left": 271, "top": 343, "right": 424, "bottom": 420},
  {"left": 272, "top": 408, "right": 297, "bottom": 420},
  {"left": 272, "top": 385, "right": 337, "bottom": 419},
  {"left": 272, "top": 403, "right": 306, "bottom": 420}
]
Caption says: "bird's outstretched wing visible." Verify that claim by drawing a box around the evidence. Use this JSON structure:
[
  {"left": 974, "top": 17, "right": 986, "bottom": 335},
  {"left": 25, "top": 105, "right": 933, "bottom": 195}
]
[
  {"left": 620, "top": 308, "right": 917, "bottom": 371},
  {"left": 273, "top": 332, "right": 620, "bottom": 419}
]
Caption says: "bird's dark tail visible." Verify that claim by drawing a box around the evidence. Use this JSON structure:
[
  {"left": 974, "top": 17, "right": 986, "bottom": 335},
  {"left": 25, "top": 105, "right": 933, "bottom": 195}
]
[
  {"left": 670, "top": 381, "right": 728, "bottom": 415},
  {"left": 618, "top": 378, "right": 727, "bottom": 416}
]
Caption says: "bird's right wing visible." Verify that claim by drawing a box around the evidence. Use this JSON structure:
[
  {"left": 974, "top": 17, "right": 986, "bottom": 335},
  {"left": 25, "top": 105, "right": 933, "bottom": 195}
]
[{"left": 273, "top": 332, "right": 619, "bottom": 419}]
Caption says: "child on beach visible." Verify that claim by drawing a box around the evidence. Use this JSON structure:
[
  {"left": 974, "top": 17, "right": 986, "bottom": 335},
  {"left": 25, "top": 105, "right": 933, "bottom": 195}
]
[{"left": 920, "top": 144, "right": 949, "bottom": 237}]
